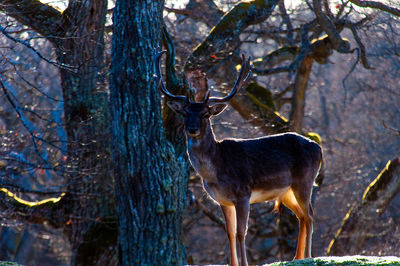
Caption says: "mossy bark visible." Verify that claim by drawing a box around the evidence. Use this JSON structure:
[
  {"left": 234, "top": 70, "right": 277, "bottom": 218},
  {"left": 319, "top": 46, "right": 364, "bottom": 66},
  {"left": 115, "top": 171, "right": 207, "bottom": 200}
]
[
  {"left": 185, "top": 0, "right": 278, "bottom": 72},
  {"left": 327, "top": 157, "right": 400, "bottom": 255}
]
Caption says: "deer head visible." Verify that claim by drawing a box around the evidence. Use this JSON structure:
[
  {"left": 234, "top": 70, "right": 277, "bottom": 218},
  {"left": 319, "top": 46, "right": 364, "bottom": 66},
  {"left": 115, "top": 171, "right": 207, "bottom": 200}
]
[{"left": 154, "top": 50, "right": 251, "bottom": 138}]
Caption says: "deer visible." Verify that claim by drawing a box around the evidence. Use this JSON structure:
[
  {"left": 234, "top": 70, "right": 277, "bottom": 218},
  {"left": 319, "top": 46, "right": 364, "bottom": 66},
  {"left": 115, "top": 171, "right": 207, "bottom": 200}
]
[{"left": 154, "top": 50, "right": 323, "bottom": 266}]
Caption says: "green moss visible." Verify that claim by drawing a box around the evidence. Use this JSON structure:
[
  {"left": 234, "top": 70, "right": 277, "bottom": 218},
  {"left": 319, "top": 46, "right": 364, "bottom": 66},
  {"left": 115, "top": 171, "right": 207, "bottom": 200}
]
[
  {"left": 246, "top": 82, "right": 275, "bottom": 110},
  {"left": 253, "top": 46, "right": 299, "bottom": 68},
  {"left": 305, "top": 132, "right": 322, "bottom": 145},
  {"left": 268, "top": 256, "right": 400, "bottom": 265},
  {"left": 362, "top": 158, "right": 399, "bottom": 202}
]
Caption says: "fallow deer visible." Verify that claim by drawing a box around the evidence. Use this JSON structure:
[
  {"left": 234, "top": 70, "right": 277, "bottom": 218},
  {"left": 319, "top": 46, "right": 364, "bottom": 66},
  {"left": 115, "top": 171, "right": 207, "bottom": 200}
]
[{"left": 155, "top": 51, "right": 322, "bottom": 266}]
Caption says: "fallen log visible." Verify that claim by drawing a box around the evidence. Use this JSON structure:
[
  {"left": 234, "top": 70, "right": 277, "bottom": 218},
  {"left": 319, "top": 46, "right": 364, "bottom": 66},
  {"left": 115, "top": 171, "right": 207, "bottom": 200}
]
[{"left": 327, "top": 157, "right": 400, "bottom": 255}]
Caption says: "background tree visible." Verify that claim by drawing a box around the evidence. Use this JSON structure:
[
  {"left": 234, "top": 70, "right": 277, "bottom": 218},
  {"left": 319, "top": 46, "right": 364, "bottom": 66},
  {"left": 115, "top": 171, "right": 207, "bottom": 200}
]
[{"left": 0, "top": 0, "right": 116, "bottom": 265}]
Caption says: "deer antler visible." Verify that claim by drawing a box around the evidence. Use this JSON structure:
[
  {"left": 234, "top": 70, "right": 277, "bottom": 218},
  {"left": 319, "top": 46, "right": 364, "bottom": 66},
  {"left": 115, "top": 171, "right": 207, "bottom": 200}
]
[
  {"left": 208, "top": 54, "right": 252, "bottom": 103},
  {"left": 154, "top": 50, "right": 187, "bottom": 102}
]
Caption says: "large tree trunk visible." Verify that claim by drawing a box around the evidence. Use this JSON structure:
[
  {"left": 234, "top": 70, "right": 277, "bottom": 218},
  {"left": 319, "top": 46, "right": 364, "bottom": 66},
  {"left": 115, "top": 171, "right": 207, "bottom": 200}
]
[
  {"left": 109, "top": 1, "right": 187, "bottom": 265},
  {"left": 0, "top": 1, "right": 117, "bottom": 264},
  {"left": 57, "top": 1, "right": 117, "bottom": 265}
]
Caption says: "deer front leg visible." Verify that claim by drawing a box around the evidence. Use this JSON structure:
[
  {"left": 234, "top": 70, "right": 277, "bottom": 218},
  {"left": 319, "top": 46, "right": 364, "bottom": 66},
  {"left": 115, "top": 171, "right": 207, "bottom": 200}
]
[
  {"left": 221, "top": 204, "right": 238, "bottom": 266},
  {"left": 236, "top": 198, "right": 250, "bottom": 266}
]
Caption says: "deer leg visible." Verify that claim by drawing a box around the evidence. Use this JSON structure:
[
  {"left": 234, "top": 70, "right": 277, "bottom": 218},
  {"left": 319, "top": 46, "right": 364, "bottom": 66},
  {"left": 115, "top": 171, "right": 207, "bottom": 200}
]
[
  {"left": 235, "top": 199, "right": 250, "bottom": 266},
  {"left": 281, "top": 189, "right": 308, "bottom": 260},
  {"left": 221, "top": 204, "right": 238, "bottom": 266},
  {"left": 304, "top": 203, "right": 314, "bottom": 258},
  {"left": 285, "top": 187, "right": 314, "bottom": 259},
  {"left": 292, "top": 188, "right": 314, "bottom": 259}
]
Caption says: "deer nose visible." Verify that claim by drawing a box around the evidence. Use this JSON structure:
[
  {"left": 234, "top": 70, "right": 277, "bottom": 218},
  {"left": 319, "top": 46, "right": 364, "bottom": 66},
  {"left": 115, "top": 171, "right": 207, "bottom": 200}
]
[{"left": 187, "top": 127, "right": 199, "bottom": 136}]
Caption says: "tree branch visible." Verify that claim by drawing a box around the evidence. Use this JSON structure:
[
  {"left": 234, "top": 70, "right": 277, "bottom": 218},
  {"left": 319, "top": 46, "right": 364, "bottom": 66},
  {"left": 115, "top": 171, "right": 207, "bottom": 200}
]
[
  {"left": 185, "top": 0, "right": 279, "bottom": 72},
  {"left": 0, "top": 0, "right": 63, "bottom": 42},
  {"left": 0, "top": 25, "right": 76, "bottom": 71},
  {"left": 165, "top": 0, "right": 223, "bottom": 28},
  {"left": 278, "top": 1, "right": 295, "bottom": 45},
  {"left": 348, "top": 0, "right": 400, "bottom": 17},
  {"left": 252, "top": 46, "right": 299, "bottom": 74},
  {"left": 313, "top": 0, "right": 351, "bottom": 52},
  {"left": 349, "top": 23, "right": 374, "bottom": 69}
]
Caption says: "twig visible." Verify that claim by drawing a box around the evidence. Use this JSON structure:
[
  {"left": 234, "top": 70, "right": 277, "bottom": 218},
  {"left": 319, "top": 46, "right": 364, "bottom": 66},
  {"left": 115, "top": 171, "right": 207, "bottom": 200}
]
[
  {"left": 382, "top": 120, "right": 400, "bottom": 136},
  {"left": 0, "top": 24, "right": 77, "bottom": 72},
  {"left": 348, "top": 0, "right": 400, "bottom": 17},
  {"left": 0, "top": 77, "right": 63, "bottom": 167},
  {"left": 342, "top": 48, "right": 360, "bottom": 106}
]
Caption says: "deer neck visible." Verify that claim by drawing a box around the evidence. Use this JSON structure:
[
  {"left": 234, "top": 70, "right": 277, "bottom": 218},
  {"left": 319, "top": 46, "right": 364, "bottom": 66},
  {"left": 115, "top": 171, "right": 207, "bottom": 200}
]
[{"left": 186, "top": 122, "right": 218, "bottom": 183}]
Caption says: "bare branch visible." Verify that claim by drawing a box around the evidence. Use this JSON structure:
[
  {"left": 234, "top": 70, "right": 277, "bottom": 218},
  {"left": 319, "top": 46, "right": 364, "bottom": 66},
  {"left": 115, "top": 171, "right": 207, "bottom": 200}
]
[
  {"left": 313, "top": 0, "right": 351, "bottom": 52},
  {"left": 195, "top": 198, "right": 225, "bottom": 229},
  {"left": 252, "top": 47, "right": 298, "bottom": 75},
  {"left": 278, "top": 1, "right": 295, "bottom": 45},
  {"left": 0, "top": 25, "right": 77, "bottom": 71},
  {"left": 382, "top": 120, "right": 400, "bottom": 136},
  {"left": 348, "top": 0, "right": 400, "bottom": 17},
  {"left": 342, "top": 48, "right": 360, "bottom": 106},
  {"left": 349, "top": 24, "right": 374, "bottom": 69},
  {"left": 0, "top": 77, "right": 63, "bottom": 167}
]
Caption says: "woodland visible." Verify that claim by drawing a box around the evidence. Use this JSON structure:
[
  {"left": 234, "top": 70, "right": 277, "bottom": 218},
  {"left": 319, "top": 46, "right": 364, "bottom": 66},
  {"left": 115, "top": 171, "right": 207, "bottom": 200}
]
[{"left": 0, "top": 0, "right": 399, "bottom": 265}]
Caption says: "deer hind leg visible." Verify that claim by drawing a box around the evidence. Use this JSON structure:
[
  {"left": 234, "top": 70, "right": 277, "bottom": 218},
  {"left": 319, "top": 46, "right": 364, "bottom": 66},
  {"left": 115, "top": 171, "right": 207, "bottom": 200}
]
[
  {"left": 281, "top": 188, "right": 313, "bottom": 260},
  {"left": 221, "top": 204, "right": 238, "bottom": 266},
  {"left": 235, "top": 199, "right": 250, "bottom": 266}
]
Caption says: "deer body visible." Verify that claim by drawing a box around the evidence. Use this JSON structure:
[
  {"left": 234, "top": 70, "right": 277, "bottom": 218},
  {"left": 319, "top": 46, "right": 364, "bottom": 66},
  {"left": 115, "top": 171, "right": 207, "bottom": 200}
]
[
  {"left": 187, "top": 124, "right": 320, "bottom": 206},
  {"left": 155, "top": 51, "right": 322, "bottom": 266}
]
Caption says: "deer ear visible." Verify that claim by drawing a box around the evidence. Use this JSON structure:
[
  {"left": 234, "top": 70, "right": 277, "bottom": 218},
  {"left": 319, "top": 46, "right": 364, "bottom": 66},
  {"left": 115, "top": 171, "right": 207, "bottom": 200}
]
[
  {"left": 167, "top": 101, "right": 184, "bottom": 114},
  {"left": 209, "top": 103, "right": 227, "bottom": 116}
]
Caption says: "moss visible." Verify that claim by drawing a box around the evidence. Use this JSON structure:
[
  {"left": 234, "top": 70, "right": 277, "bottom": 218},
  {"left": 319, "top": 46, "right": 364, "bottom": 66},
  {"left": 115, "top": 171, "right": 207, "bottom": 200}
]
[
  {"left": 252, "top": 46, "right": 299, "bottom": 68},
  {"left": 268, "top": 256, "right": 400, "bottom": 265},
  {"left": 246, "top": 82, "right": 276, "bottom": 110},
  {"left": 0, "top": 188, "right": 65, "bottom": 208},
  {"left": 305, "top": 132, "right": 322, "bottom": 145},
  {"left": 362, "top": 158, "right": 400, "bottom": 202}
]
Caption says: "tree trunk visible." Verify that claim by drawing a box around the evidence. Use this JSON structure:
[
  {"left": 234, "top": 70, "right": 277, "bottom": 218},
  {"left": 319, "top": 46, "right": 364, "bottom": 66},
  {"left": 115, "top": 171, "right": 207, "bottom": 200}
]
[
  {"left": 0, "top": 1, "right": 117, "bottom": 264},
  {"left": 56, "top": 2, "right": 117, "bottom": 265},
  {"left": 289, "top": 55, "right": 314, "bottom": 132},
  {"left": 109, "top": 1, "right": 187, "bottom": 265}
]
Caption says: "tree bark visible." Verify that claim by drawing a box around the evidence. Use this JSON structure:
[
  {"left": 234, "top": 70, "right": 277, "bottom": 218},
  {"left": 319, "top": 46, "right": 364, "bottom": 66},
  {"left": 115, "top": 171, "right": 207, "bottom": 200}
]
[
  {"left": 109, "top": 1, "right": 187, "bottom": 265},
  {"left": 54, "top": 2, "right": 117, "bottom": 265},
  {"left": 0, "top": 1, "right": 117, "bottom": 265},
  {"left": 289, "top": 55, "right": 314, "bottom": 132},
  {"left": 327, "top": 157, "right": 400, "bottom": 255}
]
